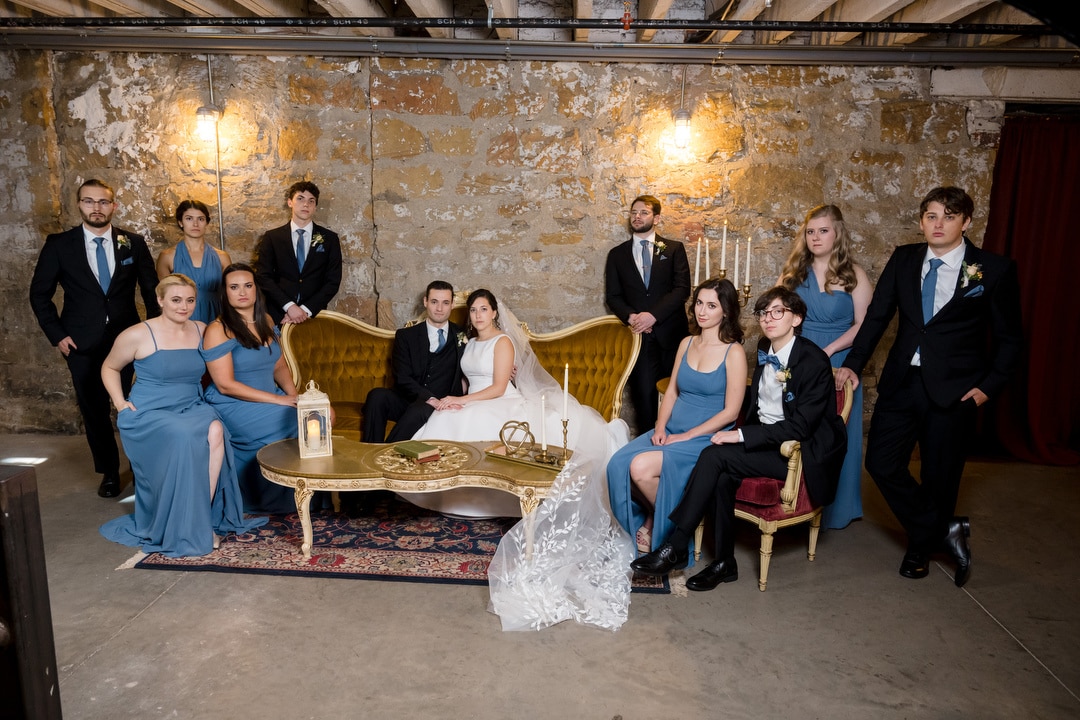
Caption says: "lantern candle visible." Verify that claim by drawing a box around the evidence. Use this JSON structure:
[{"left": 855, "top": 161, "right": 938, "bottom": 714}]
[{"left": 306, "top": 416, "right": 321, "bottom": 451}]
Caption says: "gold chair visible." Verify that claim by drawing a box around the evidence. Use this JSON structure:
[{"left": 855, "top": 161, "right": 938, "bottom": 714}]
[
  {"left": 527, "top": 316, "right": 640, "bottom": 423},
  {"left": 694, "top": 370, "right": 855, "bottom": 591},
  {"left": 280, "top": 311, "right": 396, "bottom": 441}
]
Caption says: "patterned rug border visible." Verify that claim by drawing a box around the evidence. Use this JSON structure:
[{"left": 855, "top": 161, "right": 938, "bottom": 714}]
[{"left": 128, "top": 502, "right": 669, "bottom": 593}]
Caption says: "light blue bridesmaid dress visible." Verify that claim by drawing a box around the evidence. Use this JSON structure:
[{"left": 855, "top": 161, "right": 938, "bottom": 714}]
[{"left": 172, "top": 242, "right": 224, "bottom": 324}]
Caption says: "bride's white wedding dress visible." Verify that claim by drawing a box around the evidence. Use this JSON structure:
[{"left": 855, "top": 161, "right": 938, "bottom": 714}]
[{"left": 407, "top": 308, "right": 635, "bottom": 631}]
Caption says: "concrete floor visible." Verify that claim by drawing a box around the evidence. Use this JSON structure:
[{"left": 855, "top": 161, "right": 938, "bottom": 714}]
[{"left": 3, "top": 432, "right": 1079, "bottom": 720}]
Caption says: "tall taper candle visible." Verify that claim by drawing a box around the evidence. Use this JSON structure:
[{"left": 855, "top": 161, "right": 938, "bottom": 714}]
[
  {"left": 721, "top": 219, "right": 728, "bottom": 275},
  {"left": 540, "top": 395, "right": 547, "bottom": 451},
  {"left": 734, "top": 236, "right": 740, "bottom": 288},
  {"left": 694, "top": 237, "right": 701, "bottom": 287},
  {"left": 562, "top": 364, "right": 569, "bottom": 420},
  {"left": 704, "top": 235, "right": 710, "bottom": 278},
  {"left": 746, "top": 237, "right": 752, "bottom": 283}
]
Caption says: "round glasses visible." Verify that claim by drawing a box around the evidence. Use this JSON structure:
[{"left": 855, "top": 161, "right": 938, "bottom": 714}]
[{"left": 753, "top": 307, "right": 792, "bottom": 321}]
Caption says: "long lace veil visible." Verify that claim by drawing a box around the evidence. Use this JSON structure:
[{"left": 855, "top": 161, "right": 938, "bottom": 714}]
[{"left": 487, "top": 304, "right": 635, "bottom": 631}]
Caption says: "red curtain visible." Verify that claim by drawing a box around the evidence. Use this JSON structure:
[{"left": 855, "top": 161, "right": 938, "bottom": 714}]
[{"left": 984, "top": 114, "right": 1080, "bottom": 465}]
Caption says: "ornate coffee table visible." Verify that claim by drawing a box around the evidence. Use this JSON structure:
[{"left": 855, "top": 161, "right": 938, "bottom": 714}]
[{"left": 257, "top": 437, "right": 562, "bottom": 559}]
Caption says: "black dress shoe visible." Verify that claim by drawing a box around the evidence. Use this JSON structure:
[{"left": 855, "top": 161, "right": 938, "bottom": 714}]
[
  {"left": 630, "top": 543, "right": 689, "bottom": 576},
  {"left": 97, "top": 474, "right": 121, "bottom": 498},
  {"left": 899, "top": 551, "right": 929, "bottom": 579},
  {"left": 943, "top": 517, "right": 972, "bottom": 588},
  {"left": 686, "top": 558, "right": 738, "bottom": 591}
]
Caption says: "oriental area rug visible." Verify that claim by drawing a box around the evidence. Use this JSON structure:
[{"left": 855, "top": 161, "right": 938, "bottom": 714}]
[{"left": 130, "top": 496, "right": 668, "bottom": 593}]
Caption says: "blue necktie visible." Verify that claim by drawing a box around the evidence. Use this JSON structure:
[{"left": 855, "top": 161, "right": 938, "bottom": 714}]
[
  {"left": 641, "top": 239, "right": 652, "bottom": 287},
  {"left": 436, "top": 328, "right": 446, "bottom": 352},
  {"left": 93, "top": 236, "right": 111, "bottom": 293},
  {"left": 922, "top": 258, "right": 944, "bottom": 323},
  {"left": 758, "top": 350, "right": 782, "bottom": 370},
  {"left": 296, "top": 228, "right": 307, "bottom": 272}
]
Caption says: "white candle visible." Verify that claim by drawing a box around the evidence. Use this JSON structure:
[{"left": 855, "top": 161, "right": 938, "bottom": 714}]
[
  {"left": 540, "top": 395, "right": 547, "bottom": 451},
  {"left": 721, "top": 220, "right": 728, "bottom": 276},
  {"left": 733, "top": 237, "right": 740, "bottom": 288},
  {"left": 562, "top": 364, "right": 569, "bottom": 420},
  {"left": 745, "top": 237, "right": 752, "bottom": 283},
  {"left": 694, "top": 238, "right": 701, "bottom": 287},
  {"left": 306, "top": 416, "right": 321, "bottom": 451},
  {"left": 704, "top": 235, "right": 710, "bottom": 279}
]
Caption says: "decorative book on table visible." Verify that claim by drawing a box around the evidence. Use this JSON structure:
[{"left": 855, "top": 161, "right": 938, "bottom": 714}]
[{"left": 394, "top": 440, "right": 441, "bottom": 462}]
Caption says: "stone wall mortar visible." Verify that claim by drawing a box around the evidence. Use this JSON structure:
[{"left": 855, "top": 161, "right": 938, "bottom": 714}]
[{"left": 0, "top": 52, "right": 1001, "bottom": 434}]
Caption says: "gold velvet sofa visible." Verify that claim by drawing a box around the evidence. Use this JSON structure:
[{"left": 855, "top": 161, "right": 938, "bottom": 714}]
[{"left": 280, "top": 310, "right": 640, "bottom": 440}]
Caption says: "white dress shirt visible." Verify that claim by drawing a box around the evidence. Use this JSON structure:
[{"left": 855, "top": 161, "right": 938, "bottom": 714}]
[
  {"left": 83, "top": 226, "right": 115, "bottom": 285},
  {"left": 912, "top": 241, "right": 966, "bottom": 365},
  {"left": 284, "top": 221, "right": 316, "bottom": 316},
  {"left": 426, "top": 320, "right": 450, "bottom": 353},
  {"left": 632, "top": 231, "right": 656, "bottom": 283},
  {"left": 738, "top": 336, "right": 795, "bottom": 441}
]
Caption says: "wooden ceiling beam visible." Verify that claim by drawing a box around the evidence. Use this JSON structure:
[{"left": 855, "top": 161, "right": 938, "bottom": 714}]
[
  {"left": 636, "top": 0, "right": 674, "bottom": 43},
  {"left": 400, "top": 0, "right": 454, "bottom": 39}
]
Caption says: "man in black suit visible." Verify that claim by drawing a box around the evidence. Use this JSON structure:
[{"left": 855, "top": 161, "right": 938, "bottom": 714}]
[
  {"left": 29, "top": 179, "right": 159, "bottom": 498},
  {"left": 632, "top": 287, "right": 847, "bottom": 591},
  {"left": 837, "top": 187, "right": 1022, "bottom": 587},
  {"left": 362, "top": 281, "right": 464, "bottom": 444},
  {"left": 604, "top": 195, "right": 691, "bottom": 431},
  {"left": 253, "top": 180, "right": 342, "bottom": 325}
]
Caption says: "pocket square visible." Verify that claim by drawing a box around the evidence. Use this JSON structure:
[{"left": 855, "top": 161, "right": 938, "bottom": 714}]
[
  {"left": 121, "top": 257, "right": 134, "bottom": 266},
  {"left": 964, "top": 285, "right": 983, "bottom": 297},
  {"left": 315, "top": 245, "right": 326, "bottom": 253}
]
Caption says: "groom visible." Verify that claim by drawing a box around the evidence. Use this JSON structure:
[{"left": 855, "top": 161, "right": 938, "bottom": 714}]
[
  {"left": 362, "top": 281, "right": 464, "bottom": 444},
  {"left": 29, "top": 178, "right": 160, "bottom": 498},
  {"left": 633, "top": 287, "right": 847, "bottom": 590},
  {"left": 837, "top": 187, "right": 1022, "bottom": 587}
]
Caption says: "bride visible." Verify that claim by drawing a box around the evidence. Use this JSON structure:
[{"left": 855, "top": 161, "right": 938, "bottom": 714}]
[{"left": 408, "top": 288, "right": 636, "bottom": 631}]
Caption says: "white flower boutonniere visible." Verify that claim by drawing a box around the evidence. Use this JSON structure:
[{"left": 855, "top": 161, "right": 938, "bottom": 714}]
[
  {"left": 654, "top": 240, "right": 667, "bottom": 256},
  {"left": 311, "top": 233, "right": 325, "bottom": 248},
  {"left": 776, "top": 366, "right": 792, "bottom": 392},
  {"left": 960, "top": 261, "right": 983, "bottom": 288},
  {"left": 456, "top": 332, "right": 467, "bottom": 347},
  {"left": 115, "top": 234, "right": 130, "bottom": 250}
]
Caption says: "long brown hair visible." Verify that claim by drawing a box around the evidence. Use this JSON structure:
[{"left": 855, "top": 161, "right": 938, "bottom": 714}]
[
  {"left": 778, "top": 204, "right": 857, "bottom": 294},
  {"left": 217, "top": 263, "right": 275, "bottom": 350},
  {"left": 688, "top": 278, "right": 744, "bottom": 345}
]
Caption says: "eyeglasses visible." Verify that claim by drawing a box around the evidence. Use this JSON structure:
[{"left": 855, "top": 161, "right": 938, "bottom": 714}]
[
  {"left": 79, "top": 198, "right": 114, "bottom": 208},
  {"left": 629, "top": 210, "right": 654, "bottom": 217},
  {"left": 754, "top": 307, "right": 792, "bottom": 321}
]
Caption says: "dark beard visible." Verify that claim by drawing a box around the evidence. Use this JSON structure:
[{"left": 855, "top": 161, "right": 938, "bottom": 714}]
[{"left": 83, "top": 216, "right": 110, "bottom": 229}]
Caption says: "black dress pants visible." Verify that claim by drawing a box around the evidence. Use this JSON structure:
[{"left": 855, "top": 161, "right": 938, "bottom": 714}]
[
  {"left": 66, "top": 346, "right": 132, "bottom": 476},
  {"left": 669, "top": 442, "right": 787, "bottom": 560},
  {"left": 865, "top": 367, "right": 978, "bottom": 553},
  {"left": 362, "top": 387, "right": 436, "bottom": 444}
]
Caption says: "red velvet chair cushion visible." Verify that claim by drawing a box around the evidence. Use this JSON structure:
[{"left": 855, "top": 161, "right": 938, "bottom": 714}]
[
  {"left": 735, "top": 476, "right": 782, "bottom": 507},
  {"left": 736, "top": 478, "right": 816, "bottom": 521}
]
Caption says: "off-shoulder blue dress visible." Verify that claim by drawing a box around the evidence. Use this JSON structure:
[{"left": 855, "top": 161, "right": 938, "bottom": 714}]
[{"left": 202, "top": 331, "right": 297, "bottom": 514}]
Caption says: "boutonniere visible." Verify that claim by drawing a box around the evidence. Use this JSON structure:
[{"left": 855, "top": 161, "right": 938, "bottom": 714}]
[
  {"left": 776, "top": 366, "right": 792, "bottom": 392},
  {"left": 115, "top": 234, "right": 131, "bottom": 250},
  {"left": 654, "top": 240, "right": 666, "bottom": 255},
  {"left": 311, "top": 233, "right": 325, "bottom": 248},
  {"left": 456, "top": 332, "right": 467, "bottom": 347},
  {"left": 960, "top": 261, "right": 983, "bottom": 288}
]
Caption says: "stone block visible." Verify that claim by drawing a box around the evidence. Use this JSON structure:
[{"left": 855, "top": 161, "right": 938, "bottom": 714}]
[
  {"left": 372, "top": 118, "right": 427, "bottom": 159},
  {"left": 371, "top": 74, "right": 461, "bottom": 115}
]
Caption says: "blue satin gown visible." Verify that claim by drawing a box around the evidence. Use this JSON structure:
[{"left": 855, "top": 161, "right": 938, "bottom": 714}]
[
  {"left": 606, "top": 344, "right": 733, "bottom": 558},
  {"left": 797, "top": 270, "right": 864, "bottom": 529},
  {"left": 100, "top": 324, "right": 267, "bottom": 557},
  {"left": 202, "top": 332, "right": 298, "bottom": 514},
  {"left": 172, "top": 242, "right": 224, "bottom": 324}
]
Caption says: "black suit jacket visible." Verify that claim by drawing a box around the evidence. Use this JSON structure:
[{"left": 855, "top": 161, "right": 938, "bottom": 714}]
[
  {"left": 604, "top": 235, "right": 692, "bottom": 351},
  {"left": 29, "top": 225, "right": 159, "bottom": 353},
  {"left": 843, "top": 240, "right": 1023, "bottom": 406},
  {"left": 253, "top": 222, "right": 343, "bottom": 324},
  {"left": 742, "top": 336, "right": 848, "bottom": 506},
  {"left": 393, "top": 321, "right": 465, "bottom": 402}
]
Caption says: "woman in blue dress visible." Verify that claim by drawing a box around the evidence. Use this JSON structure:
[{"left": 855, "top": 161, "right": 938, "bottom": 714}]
[
  {"left": 607, "top": 278, "right": 747, "bottom": 555},
  {"left": 99, "top": 274, "right": 266, "bottom": 557},
  {"left": 779, "top": 204, "right": 872, "bottom": 529},
  {"left": 155, "top": 200, "right": 231, "bottom": 324},
  {"left": 202, "top": 264, "right": 299, "bottom": 514}
]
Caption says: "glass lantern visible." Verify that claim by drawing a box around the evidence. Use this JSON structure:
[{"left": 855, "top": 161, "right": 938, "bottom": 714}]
[{"left": 297, "top": 380, "right": 333, "bottom": 459}]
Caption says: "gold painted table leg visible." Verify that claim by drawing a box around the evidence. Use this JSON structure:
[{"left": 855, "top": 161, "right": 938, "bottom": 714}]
[
  {"left": 294, "top": 479, "right": 315, "bottom": 559},
  {"left": 519, "top": 489, "right": 541, "bottom": 562}
]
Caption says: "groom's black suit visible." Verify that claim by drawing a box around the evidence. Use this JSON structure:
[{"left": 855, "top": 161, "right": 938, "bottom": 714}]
[
  {"left": 362, "top": 321, "right": 465, "bottom": 443},
  {"left": 29, "top": 225, "right": 159, "bottom": 477},
  {"left": 604, "top": 235, "right": 691, "bottom": 429},
  {"left": 253, "top": 223, "right": 342, "bottom": 325},
  {"left": 670, "top": 336, "right": 847, "bottom": 560},
  {"left": 842, "top": 239, "right": 1022, "bottom": 552}
]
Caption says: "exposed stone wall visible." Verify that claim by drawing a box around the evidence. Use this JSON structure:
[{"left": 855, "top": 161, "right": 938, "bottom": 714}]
[{"left": 0, "top": 50, "right": 1000, "bottom": 434}]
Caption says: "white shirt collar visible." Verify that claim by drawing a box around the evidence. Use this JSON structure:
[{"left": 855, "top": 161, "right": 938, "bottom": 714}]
[
  {"left": 925, "top": 241, "right": 966, "bottom": 269},
  {"left": 83, "top": 225, "right": 111, "bottom": 243},
  {"left": 632, "top": 231, "right": 656, "bottom": 245},
  {"left": 770, "top": 335, "right": 796, "bottom": 366},
  {"left": 291, "top": 221, "right": 314, "bottom": 235}
]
